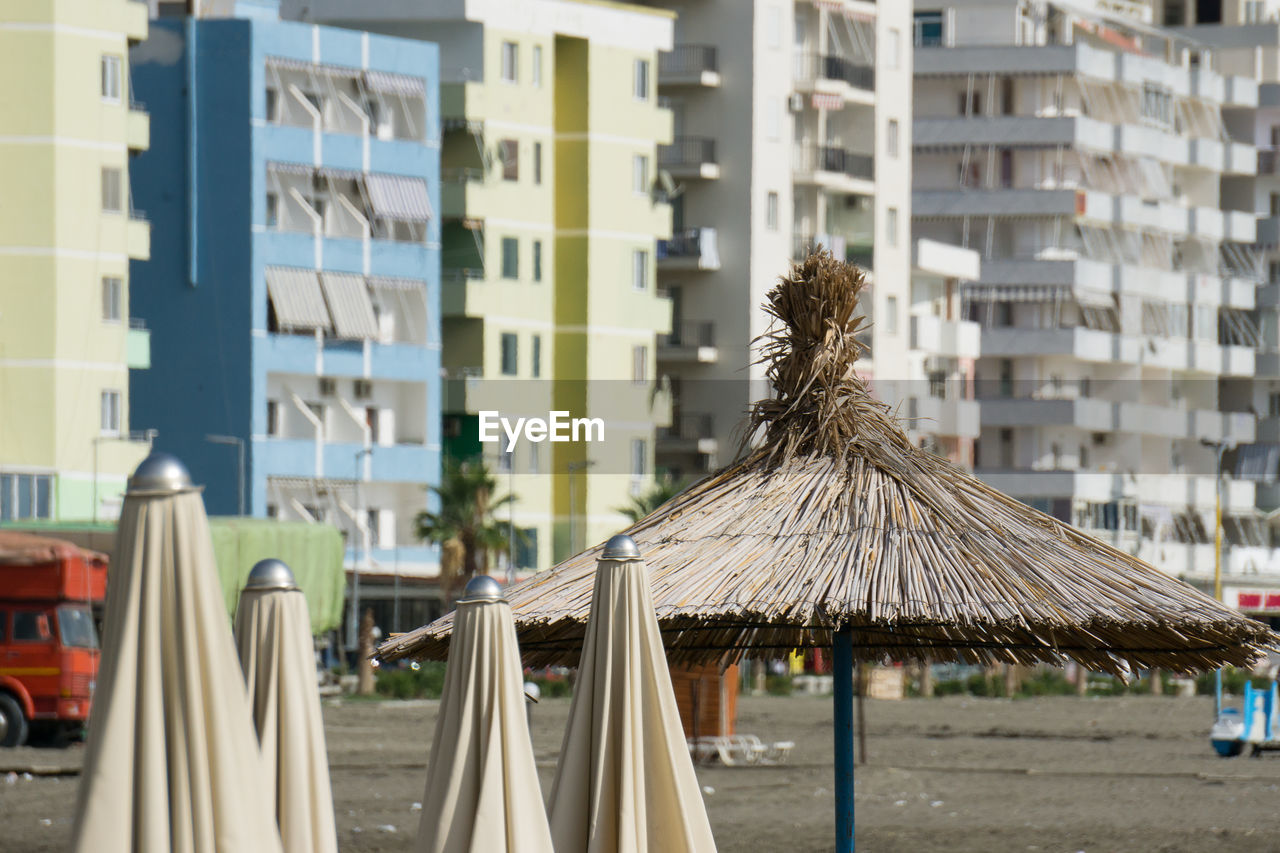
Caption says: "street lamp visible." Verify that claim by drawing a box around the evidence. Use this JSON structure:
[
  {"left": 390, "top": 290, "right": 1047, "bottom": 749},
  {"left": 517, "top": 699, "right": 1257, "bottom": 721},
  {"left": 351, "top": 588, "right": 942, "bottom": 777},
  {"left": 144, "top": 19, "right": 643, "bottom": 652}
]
[
  {"left": 348, "top": 446, "right": 374, "bottom": 651},
  {"left": 205, "top": 434, "right": 246, "bottom": 516},
  {"left": 1200, "top": 436, "right": 1237, "bottom": 716}
]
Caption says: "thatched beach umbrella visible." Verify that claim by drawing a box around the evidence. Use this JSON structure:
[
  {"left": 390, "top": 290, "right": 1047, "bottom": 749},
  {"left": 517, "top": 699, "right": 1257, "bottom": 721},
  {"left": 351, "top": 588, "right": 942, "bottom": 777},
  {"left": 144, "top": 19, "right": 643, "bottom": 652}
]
[
  {"left": 381, "top": 253, "right": 1277, "bottom": 851},
  {"left": 71, "top": 452, "right": 282, "bottom": 853},
  {"left": 235, "top": 559, "right": 338, "bottom": 853},
  {"left": 415, "top": 574, "right": 554, "bottom": 853},
  {"left": 547, "top": 534, "right": 716, "bottom": 852}
]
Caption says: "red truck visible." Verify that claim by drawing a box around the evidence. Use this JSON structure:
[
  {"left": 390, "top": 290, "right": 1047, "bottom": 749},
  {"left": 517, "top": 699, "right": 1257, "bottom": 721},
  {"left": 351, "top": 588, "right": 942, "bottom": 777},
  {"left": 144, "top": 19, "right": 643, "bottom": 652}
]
[{"left": 0, "top": 531, "right": 106, "bottom": 747}]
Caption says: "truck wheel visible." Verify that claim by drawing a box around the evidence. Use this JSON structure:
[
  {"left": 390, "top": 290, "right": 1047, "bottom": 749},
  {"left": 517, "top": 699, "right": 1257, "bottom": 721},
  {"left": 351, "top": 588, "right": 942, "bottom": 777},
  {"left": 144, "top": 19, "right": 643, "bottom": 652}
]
[{"left": 0, "top": 693, "right": 28, "bottom": 747}]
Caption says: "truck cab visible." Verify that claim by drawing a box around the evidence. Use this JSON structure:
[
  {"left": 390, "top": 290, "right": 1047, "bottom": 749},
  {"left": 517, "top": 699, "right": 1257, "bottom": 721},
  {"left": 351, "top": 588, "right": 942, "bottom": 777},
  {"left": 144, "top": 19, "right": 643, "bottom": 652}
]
[{"left": 0, "top": 532, "right": 106, "bottom": 747}]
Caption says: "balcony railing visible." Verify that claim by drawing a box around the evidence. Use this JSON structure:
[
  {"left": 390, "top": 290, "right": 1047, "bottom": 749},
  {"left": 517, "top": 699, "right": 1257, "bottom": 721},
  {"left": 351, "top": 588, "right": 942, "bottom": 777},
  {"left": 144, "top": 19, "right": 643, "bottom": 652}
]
[
  {"left": 659, "top": 45, "right": 718, "bottom": 77},
  {"left": 442, "top": 267, "right": 485, "bottom": 284},
  {"left": 658, "top": 412, "right": 715, "bottom": 441},
  {"left": 442, "top": 166, "right": 484, "bottom": 183},
  {"left": 659, "top": 136, "right": 717, "bottom": 168},
  {"left": 794, "top": 53, "right": 875, "bottom": 91},
  {"left": 660, "top": 321, "right": 715, "bottom": 348},
  {"left": 794, "top": 145, "right": 874, "bottom": 180},
  {"left": 658, "top": 228, "right": 720, "bottom": 268}
]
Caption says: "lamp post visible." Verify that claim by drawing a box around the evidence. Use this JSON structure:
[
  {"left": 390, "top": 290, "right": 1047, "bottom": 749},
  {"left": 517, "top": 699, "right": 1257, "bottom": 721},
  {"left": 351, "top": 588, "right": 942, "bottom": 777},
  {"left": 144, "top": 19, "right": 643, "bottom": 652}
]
[
  {"left": 1200, "top": 437, "right": 1236, "bottom": 716},
  {"left": 349, "top": 446, "right": 374, "bottom": 652},
  {"left": 205, "top": 434, "right": 246, "bottom": 516}
]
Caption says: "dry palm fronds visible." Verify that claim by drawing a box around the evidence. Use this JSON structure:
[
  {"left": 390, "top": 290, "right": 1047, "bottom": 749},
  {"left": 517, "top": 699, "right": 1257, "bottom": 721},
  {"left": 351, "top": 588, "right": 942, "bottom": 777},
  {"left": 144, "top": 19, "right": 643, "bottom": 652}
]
[{"left": 382, "top": 252, "right": 1277, "bottom": 675}]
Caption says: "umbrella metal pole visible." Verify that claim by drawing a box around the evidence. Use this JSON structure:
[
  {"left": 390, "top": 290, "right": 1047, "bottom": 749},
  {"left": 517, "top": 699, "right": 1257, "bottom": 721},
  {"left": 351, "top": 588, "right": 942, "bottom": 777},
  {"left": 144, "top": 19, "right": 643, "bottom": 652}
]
[{"left": 834, "top": 626, "right": 855, "bottom": 853}]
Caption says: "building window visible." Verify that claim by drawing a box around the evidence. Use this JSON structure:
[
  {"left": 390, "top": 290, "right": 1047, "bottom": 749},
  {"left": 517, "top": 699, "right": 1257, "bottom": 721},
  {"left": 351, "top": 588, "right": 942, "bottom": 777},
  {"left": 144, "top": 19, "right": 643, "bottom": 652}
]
[
  {"left": 266, "top": 400, "right": 279, "bottom": 437},
  {"left": 1271, "top": 260, "right": 1280, "bottom": 283},
  {"left": 101, "top": 55, "right": 122, "bottom": 101},
  {"left": 366, "top": 509, "right": 381, "bottom": 549},
  {"left": 532, "top": 334, "right": 542, "bottom": 378},
  {"left": 633, "top": 154, "right": 649, "bottom": 194},
  {"left": 885, "top": 296, "right": 899, "bottom": 334},
  {"left": 534, "top": 141, "right": 543, "bottom": 185},
  {"left": 632, "top": 249, "right": 648, "bottom": 291},
  {"left": 500, "top": 333, "right": 518, "bottom": 376},
  {"left": 886, "top": 28, "right": 901, "bottom": 69},
  {"left": 632, "top": 345, "right": 647, "bottom": 383},
  {"left": 1001, "top": 78, "right": 1015, "bottom": 115},
  {"left": 501, "top": 42, "right": 518, "bottom": 83},
  {"left": 265, "top": 192, "right": 279, "bottom": 228},
  {"left": 501, "top": 237, "right": 519, "bottom": 279},
  {"left": 533, "top": 240, "right": 543, "bottom": 282},
  {"left": 529, "top": 442, "right": 540, "bottom": 475},
  {"left": 887, "top": 119, "right": 899, "bottom": 158},
  {"left": 0, "top": 474, "right": 53, "bottom": 521},
  {"left": 498, "top": 446, "right": 513, "bottom": 472},
  {"left": 1000, "top": 149, "right": 1014, "bottom": 187},
  {"left": 1141, "top": 83, "right": 1173, "bottom": 128},
  {"left": 634, "top": 59, "right": 650, "bottom": 100},
  {"left": 914, "top": 11, "right": 944, "bottom": 47},
  {"left": 958, "top": 91, "right": 981, "bottom": 116},
  {"left": 102, "top": 277, "right": 122, "bottom": 323},
  {"left": 886, "top": 207, "right": 899, "bottom": 247},
  {"left": 532, "top": 45, "right": 543, "bottom": 87},
  {"left": 766, "top": 191, "right": 779, "bottom": 230},
  {"left": 100, "top": 390, "right": 121, "bottom": 435},
  {"left": 631, "top": 438, "right": 646, "bottom": 478},
  {"left": 265, "top": 87, "right": 280, "bottom": 122},
  {"left": 306, "top": 402, "right": 325, "bottom": 436},
  {"left": 101, "top": 167, "right": 123, "bottom": 213},
  {"left": 500, "top": 139, "right": 518, "bottom": 181},
  {"left": 1269, "top": 392, "right": 1280, "bottom": 418}
]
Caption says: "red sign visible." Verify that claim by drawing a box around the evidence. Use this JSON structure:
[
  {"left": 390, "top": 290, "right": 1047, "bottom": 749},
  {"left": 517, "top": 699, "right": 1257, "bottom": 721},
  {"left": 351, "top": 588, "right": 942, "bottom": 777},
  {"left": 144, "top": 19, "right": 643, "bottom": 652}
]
[{"left": 1235, "top": 590, "right": 1280, "bottom": 612}]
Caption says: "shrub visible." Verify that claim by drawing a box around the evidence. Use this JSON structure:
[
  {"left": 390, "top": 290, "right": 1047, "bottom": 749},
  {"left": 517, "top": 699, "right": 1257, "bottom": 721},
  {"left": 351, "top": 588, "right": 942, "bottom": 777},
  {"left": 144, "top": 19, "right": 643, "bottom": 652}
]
[{"left": 375, "top": 662, "right": 447, "bottom": 700}]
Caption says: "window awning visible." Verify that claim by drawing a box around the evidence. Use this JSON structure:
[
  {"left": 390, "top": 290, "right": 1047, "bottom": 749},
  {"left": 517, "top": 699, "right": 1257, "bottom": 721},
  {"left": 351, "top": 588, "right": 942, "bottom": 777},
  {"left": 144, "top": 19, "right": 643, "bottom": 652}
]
[
  {"left": 364, "top": 69, "right": 426, "bottom": 98},
  {"left": 369, "top": 276, "right": 426, "bottom": 291},
  {"left": 266, "top": 267, "right": 332, "bottom": 332},
  {"left": 366, "top": 173, "right": 432, "bottom": 222},
  {"left": 319, "top": 272, "right": 379, "bottom": 340},
  {"left": 267, "top": 160, "right": 315, "bottom": 177},
  {"left": 1236, "top": 444, "right": 1280, "bottom": 485}
]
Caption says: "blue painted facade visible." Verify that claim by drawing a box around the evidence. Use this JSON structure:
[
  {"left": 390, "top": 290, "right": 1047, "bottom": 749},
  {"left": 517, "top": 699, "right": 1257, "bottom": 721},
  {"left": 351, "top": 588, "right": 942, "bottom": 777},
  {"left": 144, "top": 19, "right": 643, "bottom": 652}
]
[{"left": 129, "top": 12, "right": 441, "bottom": 572}]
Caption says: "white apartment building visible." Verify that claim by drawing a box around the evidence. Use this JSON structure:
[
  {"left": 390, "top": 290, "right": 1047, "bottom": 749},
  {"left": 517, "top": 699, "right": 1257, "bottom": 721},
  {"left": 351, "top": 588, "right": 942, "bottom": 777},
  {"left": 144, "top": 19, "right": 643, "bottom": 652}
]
[
  {"left": 913, "top": 0, "right": 1280, "bottom": 606},
  {"left": 643, "top": 0, "right": 925, "bottom": 481}
]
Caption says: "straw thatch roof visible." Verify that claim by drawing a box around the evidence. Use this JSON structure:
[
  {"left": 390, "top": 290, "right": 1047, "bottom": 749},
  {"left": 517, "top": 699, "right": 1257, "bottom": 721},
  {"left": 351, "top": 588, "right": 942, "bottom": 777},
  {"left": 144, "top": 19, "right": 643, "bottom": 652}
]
[{"left": 382, "top": 252, "right": 1277, "bottom": 674}]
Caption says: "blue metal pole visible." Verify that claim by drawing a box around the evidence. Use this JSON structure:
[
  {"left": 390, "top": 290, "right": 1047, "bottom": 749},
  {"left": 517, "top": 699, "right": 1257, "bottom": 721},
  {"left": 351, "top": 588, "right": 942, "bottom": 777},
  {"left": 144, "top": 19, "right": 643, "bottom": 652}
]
[
  {"left": 1215, "top": 668, "right": 1223, "bottom": 717},
  {"left": 834, "top": 627, "right": 854, "bottom": 853}
]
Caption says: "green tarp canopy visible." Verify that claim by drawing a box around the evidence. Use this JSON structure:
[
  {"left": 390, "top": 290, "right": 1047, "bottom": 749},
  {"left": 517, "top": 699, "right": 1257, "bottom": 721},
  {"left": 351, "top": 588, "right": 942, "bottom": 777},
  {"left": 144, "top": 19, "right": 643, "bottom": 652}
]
[{"left": 0, "top": 517, "right": 345, "bottom": 635}]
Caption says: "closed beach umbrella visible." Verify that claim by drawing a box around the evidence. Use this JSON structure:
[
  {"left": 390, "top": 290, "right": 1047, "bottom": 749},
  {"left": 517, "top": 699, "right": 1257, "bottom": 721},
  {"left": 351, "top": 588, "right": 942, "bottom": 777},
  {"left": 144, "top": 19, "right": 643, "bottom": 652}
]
[
  {"left": 415, "top": 574, "right": 553, "bottom": 853},
  {"left": 382, "top": 253, "right": 1277, "bottom": 852},
  {"left": 70, "top": 452, "right": 282, "bottom": 853},
  {"left": 548, "top": 534, "right": 716, "bottom": 853},
  {"left": 235, "top": 558, "right": 338, "bottom": 853}
]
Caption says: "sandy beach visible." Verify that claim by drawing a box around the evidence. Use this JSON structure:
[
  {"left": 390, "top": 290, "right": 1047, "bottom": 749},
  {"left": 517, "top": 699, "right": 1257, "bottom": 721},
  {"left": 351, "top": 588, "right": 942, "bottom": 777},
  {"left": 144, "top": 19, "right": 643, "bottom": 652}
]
[{"left": 4, "top": 694, "right": 1280, "bottom": 852}]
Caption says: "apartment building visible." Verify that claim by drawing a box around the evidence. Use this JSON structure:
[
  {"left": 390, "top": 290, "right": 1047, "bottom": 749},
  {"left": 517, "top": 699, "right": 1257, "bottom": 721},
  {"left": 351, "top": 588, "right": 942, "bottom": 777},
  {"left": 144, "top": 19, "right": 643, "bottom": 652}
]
[
  {"left": 128, "top": 3, "right": 443, "bottom": 625},
  {"left": 634, "top": 0, "right": 932, "bottom": 480},
  {"left": 287, "top": 0, "right": 675, "bottom": 568},
  {"left": 0, "top": 0, "right": 152, "bottom": 522},
  {"left": 913, "top": 0, "right": 1272, "bottom": 603}
]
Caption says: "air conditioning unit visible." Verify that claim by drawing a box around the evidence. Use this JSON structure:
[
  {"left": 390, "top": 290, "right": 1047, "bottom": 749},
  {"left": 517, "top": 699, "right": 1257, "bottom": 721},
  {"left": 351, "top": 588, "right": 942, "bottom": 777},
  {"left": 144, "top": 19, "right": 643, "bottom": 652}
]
[
  {"left": 319, "top": 377, "right": 337, "bottom": 397},
  {"left": 354, "top": 379, "right": 373, "bottom": 399},
  {"left": 788, "top": 93, "right": 805, "bottom": 113}
]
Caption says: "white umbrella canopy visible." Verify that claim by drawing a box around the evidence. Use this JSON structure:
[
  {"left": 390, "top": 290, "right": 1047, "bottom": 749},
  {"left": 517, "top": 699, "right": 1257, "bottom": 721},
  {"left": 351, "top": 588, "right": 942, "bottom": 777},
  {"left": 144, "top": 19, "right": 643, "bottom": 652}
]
[
  {"left": 70, "top": 452, "right": 283, "bottom": 853},
  {"left": 235, "top": 559, "right": 338, "bottom": 853},
  {"left": 416, "top": 574, "right": 554, "bottom": 853},
  {"left": 547, "top": 535, "right": 716, "bottom": 853}
]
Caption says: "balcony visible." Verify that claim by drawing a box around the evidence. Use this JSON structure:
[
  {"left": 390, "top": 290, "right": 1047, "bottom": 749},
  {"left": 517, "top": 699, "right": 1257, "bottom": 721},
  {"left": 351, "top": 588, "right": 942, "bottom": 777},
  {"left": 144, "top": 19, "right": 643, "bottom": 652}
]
[
  {"left": 1258, "top": 148, "right": 1280, "bottom": 175},
  {"left": 978, "top": 398, "right": 1255, "bottom": 443},
  {"left": 1224, "top": 210, "right": 1257, "bottom": 244},
  {"left": 1224, "top": 142, "right": 1257, "bottom": 175},
  {"left": 907, "top": 396, "right": 980, "bottom": 439},
  {"left": 440, "top": 267, "right": 487, "bottom": 318},
  {"left": 440, "top": 167, "right": 485, "bottom": 216},
  {"left": 127, "top": 212, "right": 150, "bottom": 261},
  {"left": 127, "top": 105, "right": 149, "bottom": 152},
  {"left": 658, "top": 136, "right": 719, "bottom": 180},
  {"left": 656, "top": 412, "right": 718, "bottom": 457},
  {"left": 973, "top": 471, "right": 1255, "bottom": 513},
  {"left": 793, "top": 145, "right": 874, "bottom": 194},
  {"left": 793, "top": 53, "right": 875, "bottom": 100},
  {"left": 126, "top": 321, "right": 150, "bottom": 370},
  {"left": 657, "top": 228, "right": 720, "bottom": 271},
  {"left": 909, "top": 315, "right": 980, "bottom": 359},
  {"left": 658, "top": 45, "right": 720, "bottom": 87},
  {"left": 658, "top": 321, "right": 718, "bottom": 363}
]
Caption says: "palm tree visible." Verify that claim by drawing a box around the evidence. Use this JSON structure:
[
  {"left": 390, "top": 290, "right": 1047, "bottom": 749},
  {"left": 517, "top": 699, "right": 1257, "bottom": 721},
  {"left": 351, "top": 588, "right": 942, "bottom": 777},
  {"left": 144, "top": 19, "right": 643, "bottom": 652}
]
[
  {"left": 416, "top": 459, "right": 520, "bottom": 597},
  {"left": 617, "top": 473, "right": 687, "bottom": 523}
]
